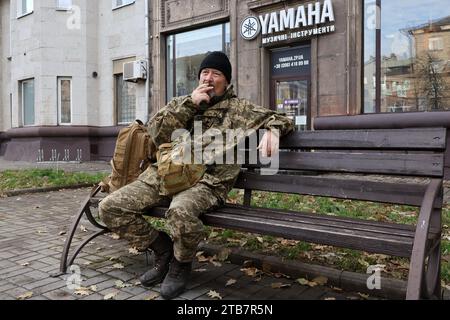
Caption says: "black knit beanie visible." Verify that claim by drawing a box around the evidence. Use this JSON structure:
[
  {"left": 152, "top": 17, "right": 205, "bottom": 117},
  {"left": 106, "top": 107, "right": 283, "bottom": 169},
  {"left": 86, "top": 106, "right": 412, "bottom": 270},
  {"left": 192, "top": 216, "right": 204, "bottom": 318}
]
[{"left": 198, "top": 51, "right": 232, "bottom": 83}]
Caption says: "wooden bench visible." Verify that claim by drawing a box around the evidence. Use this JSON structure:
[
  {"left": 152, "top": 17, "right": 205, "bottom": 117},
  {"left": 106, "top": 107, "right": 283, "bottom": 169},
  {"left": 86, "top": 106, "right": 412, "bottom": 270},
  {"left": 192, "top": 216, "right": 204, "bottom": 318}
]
[{"left": 58, "top": 127, "right": 447, "bottom": 300}]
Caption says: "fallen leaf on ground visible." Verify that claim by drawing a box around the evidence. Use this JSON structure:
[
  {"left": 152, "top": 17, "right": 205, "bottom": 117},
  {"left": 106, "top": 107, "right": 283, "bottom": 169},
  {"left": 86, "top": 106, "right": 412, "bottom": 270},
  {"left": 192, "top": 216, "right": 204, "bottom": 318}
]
[
  {"left": 358, "top": 259, "right": 370, "bottom": 268},
  {"left": 241, "top": 267, "right": 261, "bottom": 278},
  {"left": 312, "top": 276, "right": 328, "bottom": 286},
  {"left": 145, "top": 293, "right": 159, "bottom": 300},
  {"left": 109, "top": 233, "right": 120, "bottom": 240},
  {"left": 21, "top": 262, "right": 30, "bottom": 267},
  {"left": 103, "top": 291, "right": 119, "bottom": 300},
  {"left": 207, "top": 290, "right": 223, "bottom": 300},
  {"left": 128, "top": 248, "right": 140, "bottom": 255},
  {"left": 90, "top": 285, "right": 98, "bottom": 292},
  {"left": 271, "top": 282, "right": 291, "bottom": 289},
  {"left": 17, "top": 292, "right": 33, "bottom": 300},
  {"left": 257, "top": 237, "right": 264, "bottom": 244},
  {"left": 110, "top": 263, "right": 124, "bottom": 269},
  {"left": 196, "top": 251, "right": 204, "bottom": 257},
  {"left": 217, "top": 248, "right": 231, "bottom": 262},
  {"left": 358, "top": 293, "right": 370, "bottom": 300},
  {"left": 211, "top": 261, "right": 222, "bottom": 267},
  {"left": 225, "top": 279, "right": 237, "bottom": 287},
  {"left": 80, "top": 225, "right": 88, "bottom": 232},
  {"left": 209, "top": 232, "right": 219, "bottom": 238},
  {"left": 296, "top": 278, "right": 318, "bottom": 287},
  {"left": 115, "top": 280, "right": 133, "bottom": 289},
  {"left": 242, "top": 260, "right": 254, "bottom": 268},
  {"left": 73, "top": 288, "right": 92, "bottom": 296},
  {"left": 58, "top": 231, "right": 67, "bottom": 236},
  {"left": 196, "top": 255, "right": 210, "bottom": 263}
]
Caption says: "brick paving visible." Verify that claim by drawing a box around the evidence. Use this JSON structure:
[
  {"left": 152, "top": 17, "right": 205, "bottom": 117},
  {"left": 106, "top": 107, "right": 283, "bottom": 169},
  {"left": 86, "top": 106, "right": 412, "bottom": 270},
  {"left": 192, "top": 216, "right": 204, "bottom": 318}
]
[{"left": 0, "top": 188, "right": 371, "bottom": 301}]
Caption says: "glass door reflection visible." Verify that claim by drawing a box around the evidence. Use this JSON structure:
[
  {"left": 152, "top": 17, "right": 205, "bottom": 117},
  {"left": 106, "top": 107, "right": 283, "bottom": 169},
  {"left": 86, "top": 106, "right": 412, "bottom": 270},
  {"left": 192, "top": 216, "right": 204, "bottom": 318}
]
[{"left": 275, "top": 80, "right": 309, "bottom": 131}]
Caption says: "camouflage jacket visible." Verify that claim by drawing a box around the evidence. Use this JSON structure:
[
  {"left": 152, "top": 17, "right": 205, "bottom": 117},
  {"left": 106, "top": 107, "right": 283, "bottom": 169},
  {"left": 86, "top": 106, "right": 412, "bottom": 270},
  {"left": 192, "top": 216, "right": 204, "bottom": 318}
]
[{"left": 140, "top": 86, "right": 294, "bottom": 202}]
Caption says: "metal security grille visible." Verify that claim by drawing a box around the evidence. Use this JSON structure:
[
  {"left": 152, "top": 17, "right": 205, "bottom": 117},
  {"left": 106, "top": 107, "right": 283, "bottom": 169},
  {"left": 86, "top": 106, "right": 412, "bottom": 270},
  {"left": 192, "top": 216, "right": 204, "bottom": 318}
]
[{"left": 116, "top": 74, "right": 136, "bottom": 124}]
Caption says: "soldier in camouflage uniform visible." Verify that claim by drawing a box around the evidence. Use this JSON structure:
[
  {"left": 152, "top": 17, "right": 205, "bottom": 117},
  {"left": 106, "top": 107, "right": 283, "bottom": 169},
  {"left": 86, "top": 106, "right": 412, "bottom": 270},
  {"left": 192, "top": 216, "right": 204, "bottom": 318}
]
[{"left": 99, "top": 51, "right": 294, "bottom": 299}]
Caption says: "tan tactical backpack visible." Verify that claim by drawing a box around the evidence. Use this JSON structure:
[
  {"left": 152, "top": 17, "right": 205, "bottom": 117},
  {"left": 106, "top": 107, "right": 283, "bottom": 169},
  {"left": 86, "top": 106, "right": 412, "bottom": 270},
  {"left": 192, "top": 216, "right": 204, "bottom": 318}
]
[{"left": 100, "top": 120, "right": 154, "bottom": 193}]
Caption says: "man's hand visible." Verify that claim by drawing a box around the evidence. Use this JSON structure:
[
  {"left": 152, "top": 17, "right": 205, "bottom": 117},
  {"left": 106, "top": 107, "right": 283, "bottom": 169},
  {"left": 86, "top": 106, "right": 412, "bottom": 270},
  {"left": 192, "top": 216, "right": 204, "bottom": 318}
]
[
  {"left": 258, "top": 130, "right": 280, "bottom": 157},
  {"left": 192, "top": 84, "right": 214, "bottom": 107}
]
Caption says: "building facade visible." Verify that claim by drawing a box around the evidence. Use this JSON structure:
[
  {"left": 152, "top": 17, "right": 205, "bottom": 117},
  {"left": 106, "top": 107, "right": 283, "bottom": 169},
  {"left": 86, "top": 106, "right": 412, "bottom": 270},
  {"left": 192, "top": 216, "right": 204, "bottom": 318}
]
[
  {"left": 0, "top": 0, "right": 150, "bottom": 161},
  {"left": 1, "top": 0, "right": 449, "bottom": 162}
]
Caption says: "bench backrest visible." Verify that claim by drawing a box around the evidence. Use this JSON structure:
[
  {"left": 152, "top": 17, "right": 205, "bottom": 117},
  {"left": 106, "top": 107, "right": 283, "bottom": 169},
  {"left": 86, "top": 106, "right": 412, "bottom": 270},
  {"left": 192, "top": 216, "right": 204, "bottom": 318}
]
[{"left": 236, "top": 127, "right": 447, "bottom": 207}]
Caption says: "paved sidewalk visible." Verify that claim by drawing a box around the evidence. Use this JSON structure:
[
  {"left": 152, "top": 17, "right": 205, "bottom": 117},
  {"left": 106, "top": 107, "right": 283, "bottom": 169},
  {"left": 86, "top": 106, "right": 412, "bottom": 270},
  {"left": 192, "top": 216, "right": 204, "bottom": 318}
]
[{"left": 0, "top": 188, "right": 374, "bottom": 301}]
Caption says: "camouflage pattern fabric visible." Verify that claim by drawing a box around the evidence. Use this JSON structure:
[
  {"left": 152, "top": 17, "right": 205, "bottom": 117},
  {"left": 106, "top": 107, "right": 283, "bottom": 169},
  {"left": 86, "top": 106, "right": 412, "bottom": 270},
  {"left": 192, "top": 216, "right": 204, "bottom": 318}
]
[
  {"left": 143, "top": 85, "right": 294, "bottom": 202},
  {"left": 99, "top": 166, "right": 219, "bottom": 262},
  {"left": 100, "top": 85, "right": 294, "bottom": 262}
]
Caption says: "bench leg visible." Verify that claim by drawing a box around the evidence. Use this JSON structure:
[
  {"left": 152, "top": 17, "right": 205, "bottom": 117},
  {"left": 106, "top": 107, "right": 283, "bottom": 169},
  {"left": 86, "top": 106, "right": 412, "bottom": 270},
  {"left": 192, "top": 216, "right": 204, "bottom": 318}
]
[
  {"left": 53, "top": 185, "right": 109, "bottom": 276},
  {"left": 406, "top": 180, "right": 442, "bottom": 299},
  {"left": 424, "top": 241, "right": 441, "bottom": 299}
]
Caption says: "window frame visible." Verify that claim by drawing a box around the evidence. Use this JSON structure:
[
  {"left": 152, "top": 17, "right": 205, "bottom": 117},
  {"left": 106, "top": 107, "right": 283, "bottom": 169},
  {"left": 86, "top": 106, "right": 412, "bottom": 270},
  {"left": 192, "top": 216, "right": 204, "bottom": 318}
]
[
  {"left": 165, "top": 22, "right": 231, "bottom": 102},
  {"left": 56, "top": 0, "right": 72, "bottom": 11},
  {"left": 58, "top": 77, "right": 73, "bottom": 125},
  {"left": 112, "top": 0, "right": 135, "bottom": 11},
  {"left": 17, "top": 0, "right": 34, "bottom": 18},
  {"left": 20, "top": 78, "right": 35, "bottom": 127}
]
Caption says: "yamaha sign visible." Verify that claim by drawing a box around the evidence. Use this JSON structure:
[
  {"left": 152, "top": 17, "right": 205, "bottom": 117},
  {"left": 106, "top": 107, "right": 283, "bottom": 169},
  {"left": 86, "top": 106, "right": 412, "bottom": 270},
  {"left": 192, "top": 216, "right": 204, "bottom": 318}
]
[{"left": 240, "top": 0, "right": 335, "bottom": 45}]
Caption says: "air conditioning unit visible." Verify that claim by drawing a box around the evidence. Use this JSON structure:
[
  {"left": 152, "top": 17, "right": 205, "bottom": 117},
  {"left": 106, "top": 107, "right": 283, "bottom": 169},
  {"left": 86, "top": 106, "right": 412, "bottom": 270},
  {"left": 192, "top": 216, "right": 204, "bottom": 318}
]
[{"left": 123, "top": 60, "right": 147, "bottom": 82}]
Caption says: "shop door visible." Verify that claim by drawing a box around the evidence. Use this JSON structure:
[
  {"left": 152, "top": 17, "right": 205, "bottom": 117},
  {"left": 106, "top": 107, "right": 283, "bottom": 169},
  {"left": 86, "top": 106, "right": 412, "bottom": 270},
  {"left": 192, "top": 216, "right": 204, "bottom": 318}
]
[{"left": 271, "top": 45, "right": 311, "bottom": 131}]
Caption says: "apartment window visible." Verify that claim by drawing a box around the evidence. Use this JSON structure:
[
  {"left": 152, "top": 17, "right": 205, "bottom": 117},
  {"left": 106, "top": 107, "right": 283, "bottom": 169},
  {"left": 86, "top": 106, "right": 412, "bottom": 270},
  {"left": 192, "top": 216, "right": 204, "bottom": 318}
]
[
  {"left": 115, "top": 74, "right": 136, "bottom": 124},
  {"left": 166, "top": 23, "right": 231, "bottom": 101},
  {"left": 56, "top": 0, "right": 72, "bottom": 10},
  {"left": 21, "top": 79, "right": 35, "bottom": 126},
  {"left": 429, "top": 38, "right": 444, "bottom": 51},
  {"left": 112, "top": 0, "right": 135, "bottom": 10},
  {"left": 17, "top": 0, "right": 33, "bottom": 17},
  {"left": 58, "top": 77, "right": 72, "bottom": 125},
  {"left": 363, "top": 0, "right": 450, "bottom": 113}
]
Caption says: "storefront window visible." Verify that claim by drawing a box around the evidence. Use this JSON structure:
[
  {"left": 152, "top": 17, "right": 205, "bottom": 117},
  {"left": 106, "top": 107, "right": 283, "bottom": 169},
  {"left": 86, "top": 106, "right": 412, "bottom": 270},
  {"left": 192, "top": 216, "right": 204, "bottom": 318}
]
[
  {"left": 166, "top": 23, "right": 231, "bottom": 101},
  {"left": 364, "top": 0, "right": 450, "bottom": 113}
]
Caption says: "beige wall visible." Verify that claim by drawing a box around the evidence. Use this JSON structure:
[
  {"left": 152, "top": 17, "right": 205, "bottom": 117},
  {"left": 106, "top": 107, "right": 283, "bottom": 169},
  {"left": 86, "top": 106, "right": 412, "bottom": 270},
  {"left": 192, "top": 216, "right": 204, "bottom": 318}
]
[
  {"left": 3, "top": 0, "right": 149, "bottom": 130},
  {"left": 0, "top": 0, "right": 11, "bottom": 132}
]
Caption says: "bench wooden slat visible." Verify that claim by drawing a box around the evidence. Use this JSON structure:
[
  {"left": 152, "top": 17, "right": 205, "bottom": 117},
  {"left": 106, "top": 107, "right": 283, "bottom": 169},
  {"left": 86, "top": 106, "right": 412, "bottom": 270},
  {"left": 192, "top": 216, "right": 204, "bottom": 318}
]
[
  {"left": 219, "top": 204, "right": 416, "bottom": 235},
  {"left": 149, "top": 204, "right": 440, "bottom": 257},
  {"left": 246, "top": 152, "right": 444, "bottom": 177},
  {"left": 279, "top": 128, "right": 447, "bottom": 150},
  {"left": 203, "top": 212, "right": 414, "bottom": 257},
  {"left": 235, "top": 173, "right": 438, "bottom": 207}
]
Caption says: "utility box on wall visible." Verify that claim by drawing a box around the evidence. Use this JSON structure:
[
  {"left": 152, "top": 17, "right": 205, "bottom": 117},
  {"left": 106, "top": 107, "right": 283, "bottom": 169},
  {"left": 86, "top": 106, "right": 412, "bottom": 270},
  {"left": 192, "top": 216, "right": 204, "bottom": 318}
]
[{"left": 123, "top": 60, "right": 147, "bottom": 82}]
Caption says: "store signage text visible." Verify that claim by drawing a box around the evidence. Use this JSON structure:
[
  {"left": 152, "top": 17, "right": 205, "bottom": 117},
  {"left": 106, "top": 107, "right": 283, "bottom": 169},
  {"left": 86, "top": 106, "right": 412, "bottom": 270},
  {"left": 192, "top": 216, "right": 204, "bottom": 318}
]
[{"left": 241, "top": 0, "right": 336, "bottom": 45}]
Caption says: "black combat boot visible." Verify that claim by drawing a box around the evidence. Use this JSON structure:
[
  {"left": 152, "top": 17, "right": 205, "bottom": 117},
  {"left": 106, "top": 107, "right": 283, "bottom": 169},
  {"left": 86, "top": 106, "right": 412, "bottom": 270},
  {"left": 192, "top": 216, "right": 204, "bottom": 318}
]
[
  {"left": 160, "top": 259, "right": 192, "bottom": 299},
  {"left": 139, "top": 232, "right": 173, "bottom": 288}
]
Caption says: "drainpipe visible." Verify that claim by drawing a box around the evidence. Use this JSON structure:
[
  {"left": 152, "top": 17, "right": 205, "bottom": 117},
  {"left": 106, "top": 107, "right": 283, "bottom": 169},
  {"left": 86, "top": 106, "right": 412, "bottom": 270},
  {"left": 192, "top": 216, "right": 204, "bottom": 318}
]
[{"left": 144, "top": 0, "right": 151, "bottom": 122}]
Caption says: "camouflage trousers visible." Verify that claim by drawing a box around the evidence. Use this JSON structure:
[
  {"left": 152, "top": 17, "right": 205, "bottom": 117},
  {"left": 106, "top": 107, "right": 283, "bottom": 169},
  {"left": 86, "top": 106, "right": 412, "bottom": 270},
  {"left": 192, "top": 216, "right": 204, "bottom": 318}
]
[{"left": 98, "top": 166, "right": 219, "bottom": 262}]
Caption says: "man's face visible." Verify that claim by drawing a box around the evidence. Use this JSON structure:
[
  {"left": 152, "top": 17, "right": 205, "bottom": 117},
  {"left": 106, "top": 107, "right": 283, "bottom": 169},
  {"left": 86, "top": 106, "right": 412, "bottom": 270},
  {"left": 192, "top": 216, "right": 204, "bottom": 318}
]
[{"left": 199, "top": 68, "right": 228, "bottom": 97}]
